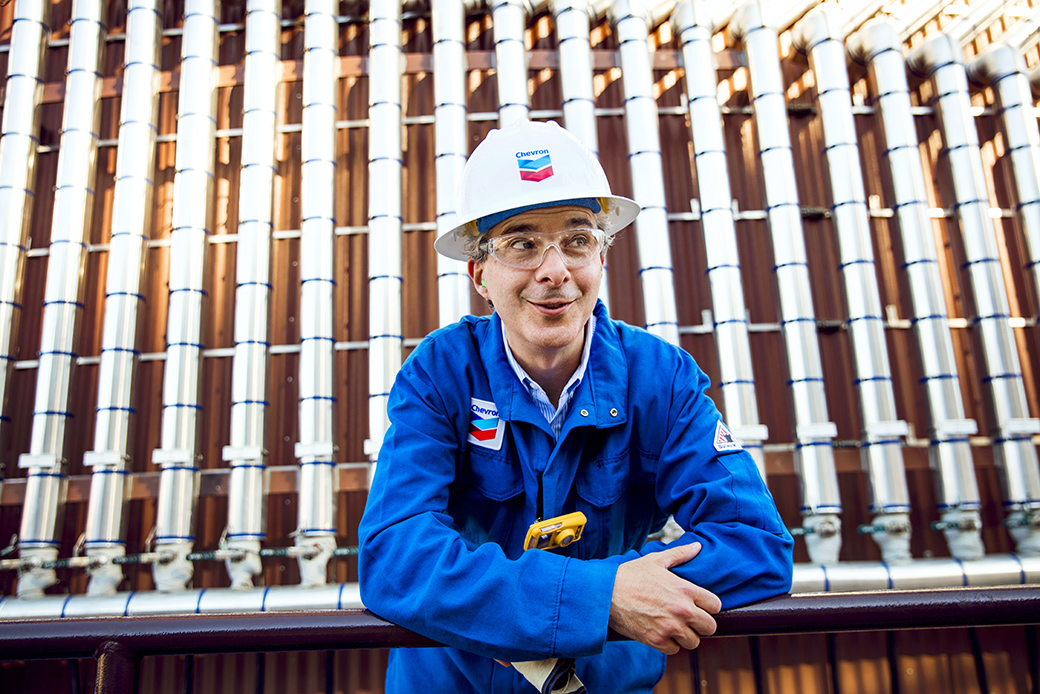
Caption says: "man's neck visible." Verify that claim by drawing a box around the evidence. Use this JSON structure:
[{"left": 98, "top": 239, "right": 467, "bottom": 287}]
[{"left": 504, "top": 327, "right": 587, "bottom": 409}]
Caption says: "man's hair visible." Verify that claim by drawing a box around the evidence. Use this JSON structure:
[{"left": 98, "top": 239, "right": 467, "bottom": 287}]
[{"left": 462, "top": 212, "right": 614, "bottom": 264}]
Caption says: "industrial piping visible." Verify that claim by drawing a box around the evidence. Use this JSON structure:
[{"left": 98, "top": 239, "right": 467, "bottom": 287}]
[
  {"left": 151, "top": 0, "right": 221, "bottom": 592},
  {"left": 0, "top": 1, "right": 49, "bottom": 465},
  {"left": 610, "top": 0, "right": 680, "bottom": 346},
  {"left": 671, "top": 0, "right": 769, "bottom": 476},
  {"left": 432, "top": 0, "right": 472, "bottom": 327},
  {"left": 366, "top": 0, "right": 405, "bottom": 484},
  {"left": 492, "top": 0, "right": 532, "bottom": 127},
  {"left": 846, "top": 18, "right": 984, "bottom": 560},
  {"left": 222, "top": 0, "right": 283, "bottom": 590},
  {"left": 17, "top": 0, "right": 106, "bottom": 598},
  {"left": 2, "top": 552, "right": 1040, "bottom": 622},
  {"left": 792, "top": 6, "right": 912, "bottom": 563},
  {"left": 730, "top": 0, "right": 842, "bottom": 564},
  {"left": 907, "top": 28, "right": 1040, "bottom": 556},
  {"left": 967, "top": 39, "right": 1040, "bottom": 334},
  {"left": 82, "top": 0, "right": 163, "bottom": 597},
  {"left": 295, "top": 0, "right": 340, "bottom": 584}
]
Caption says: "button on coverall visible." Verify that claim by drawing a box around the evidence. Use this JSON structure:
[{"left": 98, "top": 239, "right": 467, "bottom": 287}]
[{"left": 358, "top": 301, "right": 794, "bottom": 692}]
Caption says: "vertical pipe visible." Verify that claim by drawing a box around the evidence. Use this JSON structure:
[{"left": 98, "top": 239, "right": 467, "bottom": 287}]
[
  {"left": 908, "top": 33, "right": 1040, "bottom": 556},
  {"left": 82, "top": 0, "right": 162, "bottom": 597},
  {"left": 0, "top": 0, "right": 49, "bottom": 454},
  {"left": 610, "top": 0, "right": 680, "bottom": 346},
  {"left": 432, "top": 0, "right": 471, "bottom": 327},
  {"left": 366, "top": 0, "right": 404, "bottom": 485},
  {"left": 295, "top": 0, "right": 339, "bottom": 585},
  {"left": 968, "top": 44, "right": 1040, "bottom": 369},
  {"left": 553, "top": 0, "right": 613, "bottom": 310},
  {"left": 671, "top": 0, "right": 769, "bottom": 476},
  {"left": 492, "top": 0, "right": 531, "bottom": 127},
  {"left": 152, "top": 0, "right": 221, "bottom": 592},
  {"left": 968, "top": 43, "right": 1040, "bottom": 551},
  {"left": 730, "top": 0, "right": 843, "bottom": 564},
  {"left": 847, "top": 19, "right": 984, "bottom": 560},
  {"left": 792, "top": 7, "right": 912, "bottom": 563},
  {"left": 222, "top": 0, "right": 282, "bottom": 590},
  {"left": 17, "top": 0, "right": 106, "bottom": 598}
]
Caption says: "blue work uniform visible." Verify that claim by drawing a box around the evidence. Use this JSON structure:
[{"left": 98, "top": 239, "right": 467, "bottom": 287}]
[{"left": 358, "top": 301, "right": 794, "bottom": 693}]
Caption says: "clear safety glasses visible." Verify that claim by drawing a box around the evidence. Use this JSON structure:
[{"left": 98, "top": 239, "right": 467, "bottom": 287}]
[{"left": 480, "top": 228, "right": 606, "bottom": 270}]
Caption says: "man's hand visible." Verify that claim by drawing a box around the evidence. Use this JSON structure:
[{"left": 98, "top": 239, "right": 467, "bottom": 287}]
[{"left": 608, "top": 542, "right": 721, "bottom": 654}]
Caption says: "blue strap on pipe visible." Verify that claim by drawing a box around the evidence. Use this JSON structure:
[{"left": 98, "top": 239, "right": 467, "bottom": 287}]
[
  {"left": 787, "top": 377, "right": 825, "bottom": 386},
  {"left": 33, "top": 409, "right": 73, "bottom": 418}
]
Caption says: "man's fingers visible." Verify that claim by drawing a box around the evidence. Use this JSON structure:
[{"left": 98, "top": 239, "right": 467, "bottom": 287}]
[{"left": 651, "top": 541, "right": 702, "bottom": 568}]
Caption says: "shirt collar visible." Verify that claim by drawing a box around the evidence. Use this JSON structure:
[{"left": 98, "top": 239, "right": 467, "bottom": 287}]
[{"left": 501, "top": 313, "right": 596, "bottom": 408}]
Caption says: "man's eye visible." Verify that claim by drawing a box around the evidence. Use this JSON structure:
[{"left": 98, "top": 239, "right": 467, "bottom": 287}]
[
  {"left": 564, "top": 233, "right": 592, "bottom": 248},
  {"left": 505, "top": 237, "right": 537, "bottom": 251}
]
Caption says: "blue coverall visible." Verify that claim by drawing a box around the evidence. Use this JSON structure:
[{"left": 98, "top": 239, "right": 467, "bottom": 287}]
[{"left": 358, "top": 301, "right": 794, "bottom": 692}]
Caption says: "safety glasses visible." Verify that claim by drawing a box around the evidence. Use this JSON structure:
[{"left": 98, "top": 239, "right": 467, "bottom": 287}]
[{"left": 480, "top": 228, "right": 606, "bottom": 270}]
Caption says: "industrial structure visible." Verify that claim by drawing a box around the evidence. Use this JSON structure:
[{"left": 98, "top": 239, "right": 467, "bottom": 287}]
[{"left": 1, "top": 0, "right": 1040, "bottom": 691}]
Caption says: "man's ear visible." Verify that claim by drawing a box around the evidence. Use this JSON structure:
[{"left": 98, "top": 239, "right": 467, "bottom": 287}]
[{"left": 468, "top": 259, "right": 490, "bottom": 301}]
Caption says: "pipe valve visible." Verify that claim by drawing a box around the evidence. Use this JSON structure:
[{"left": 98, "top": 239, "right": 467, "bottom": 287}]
[
  {"left": 791, "top": 520, "right": 840, "bottom": 538},
  {"left": 932, "top": 517, "right": 981, "bottom": 533},
  {"left": 1004, "top": 510, "right": 1040, "bottom": 529},
  {"left": 857, "top": 519, "right": 911, "bottom": 535}
]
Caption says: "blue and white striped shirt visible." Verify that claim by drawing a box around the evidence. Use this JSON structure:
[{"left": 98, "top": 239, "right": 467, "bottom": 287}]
[{"left": 502, "top": 314, "right": 596, "bottom": 439}]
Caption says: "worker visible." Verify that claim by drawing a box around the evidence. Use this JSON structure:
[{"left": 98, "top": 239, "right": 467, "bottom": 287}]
[{"left": 358, "top": 119, "right": 793, "bottom": 693}]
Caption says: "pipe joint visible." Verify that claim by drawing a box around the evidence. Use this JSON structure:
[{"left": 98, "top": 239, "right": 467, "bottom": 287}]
[
  {"left": 798, "top": 513, "right": 843, "bottom": 565},
  {"left": 1006, "top": 509, "right": 1040, "bottom": 557},
  {"left": 1005, "top": 509, "right": 1040, "bottom": 530},
  {"left": 936, "top": 508, "right": 985, "bottom": 560}
]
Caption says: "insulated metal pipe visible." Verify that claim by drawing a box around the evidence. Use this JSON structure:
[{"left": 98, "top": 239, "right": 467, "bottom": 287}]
[
  {"left": 0, "top": 1, "right": 49, "bottom": 452},
  {"left": 492, "top": 0, "right": 531, "bottom": 127},
  {"left": 432, "top": 0, "right": 472, "bottom": 327},
  {"left": 2, "top": 554, "right": 1040, "bottom": 622},
  {"left": 553, "top": 0, "right": 599, "bottom": 154},
  {"left": 847, "top": 19, "right": 984, "bottom": 560},
  {"left": 792, "top": 6, "right": 912, "bottom": 563},
  {"left": 967, "top": 43, "right": 1040, "bottom": 359},
  {"left": 17, "top": 0, "right": 106, "bottom": 599},
  {"left": 295, "top": 0, "right": 340, "bottom": 585},
  {"left": 610, "top": 0, "right": 680, "bottom": 346},
  {"left": 671, "top": 0, "right": 768, "bottom": 475},
  {"left": 908, "top": 33, "right": 1040, "bottom": 556},
  {"left": 82, "top": 0, "right": 162, "bottom": 597},
  {"left": 222, "top": 0, "right": 283, "bottom": 591},
  {"left": 367, "top": 0, "right": 404, "bottom": 486},
  {"left": 792, "top": 554, "right": 1040, "bottom": 593},
  {"left": 152, "top": 0, "right": 221, "bottom": 592},
  {"left": 730, "top": 0, "right": 842, "bottom": 564}
]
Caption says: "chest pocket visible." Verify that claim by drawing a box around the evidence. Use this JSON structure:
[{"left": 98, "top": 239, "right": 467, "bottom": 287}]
[
  {"left": 573, "top": 447, "right": 658, "bottom": 558},
  {"left": 460, "top": 446, "right": 523, "bottom": 500},
  {"left": 575, "top": 449, "right": 630, "bottom": 506}
]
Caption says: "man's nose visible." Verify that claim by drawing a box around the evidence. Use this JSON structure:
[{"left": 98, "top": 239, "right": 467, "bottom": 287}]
[{"left": 535, "top": 244, "right": 569, "bottom": 282}]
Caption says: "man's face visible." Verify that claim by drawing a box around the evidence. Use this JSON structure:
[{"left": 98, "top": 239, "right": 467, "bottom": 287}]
[{"left": 468, "top": 205, "right": 603, "bottom": 370}]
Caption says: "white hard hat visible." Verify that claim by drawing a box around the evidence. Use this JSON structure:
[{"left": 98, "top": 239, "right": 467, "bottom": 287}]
[{"left": 434, "top": 120, "right": 640, "bottom": 261}]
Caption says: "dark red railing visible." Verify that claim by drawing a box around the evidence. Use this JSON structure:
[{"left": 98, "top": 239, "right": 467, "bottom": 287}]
[{"left": 1, "top": 586, "right": 1038, "bottom": 693}]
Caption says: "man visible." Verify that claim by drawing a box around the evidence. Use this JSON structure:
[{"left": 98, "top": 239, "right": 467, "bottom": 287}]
[{"left": 358, "top": 120, "right": 793, "bottom": 692}]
